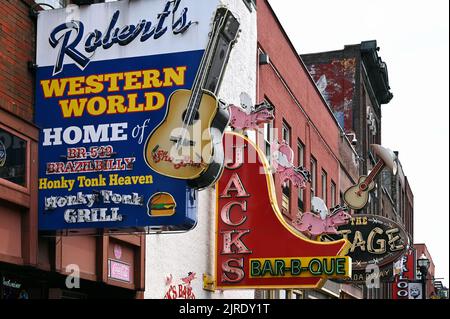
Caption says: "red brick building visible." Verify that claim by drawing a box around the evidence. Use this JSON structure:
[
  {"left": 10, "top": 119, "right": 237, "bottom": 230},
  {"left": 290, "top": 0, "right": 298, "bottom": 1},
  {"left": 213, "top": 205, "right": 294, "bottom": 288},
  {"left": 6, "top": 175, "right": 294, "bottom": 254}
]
[
  {"left": 255, "top": 0, "right": 362, "bottom": 299},
  {"left": 0, "top": 0, "right": 145, "bottom": 299},
  {"left": 301, "top": 41, "right": 417, "bottom": 300}
]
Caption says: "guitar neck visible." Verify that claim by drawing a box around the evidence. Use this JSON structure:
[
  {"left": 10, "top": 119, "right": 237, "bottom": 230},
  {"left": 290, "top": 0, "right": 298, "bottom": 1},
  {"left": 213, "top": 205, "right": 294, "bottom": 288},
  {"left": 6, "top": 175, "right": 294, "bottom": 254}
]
[
  {"left": 188, "top": 15, "right": 226, "bottom": 109},
  {"left": 187, "top": 8, "right": 240, "bottom": 114},
  {"left": 365, "top": 160, "right": 385, "bottom": 185}
]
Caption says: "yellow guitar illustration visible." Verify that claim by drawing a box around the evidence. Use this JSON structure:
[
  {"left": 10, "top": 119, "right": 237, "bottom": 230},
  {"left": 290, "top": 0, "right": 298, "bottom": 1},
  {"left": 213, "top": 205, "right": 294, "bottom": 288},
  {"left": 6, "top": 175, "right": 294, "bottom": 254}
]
[
  {"left": 144, "top": 8, "right": 240, "bottom": 187},
  {"left": 344, "top": 144, "right": 397, "bottom": 210}
]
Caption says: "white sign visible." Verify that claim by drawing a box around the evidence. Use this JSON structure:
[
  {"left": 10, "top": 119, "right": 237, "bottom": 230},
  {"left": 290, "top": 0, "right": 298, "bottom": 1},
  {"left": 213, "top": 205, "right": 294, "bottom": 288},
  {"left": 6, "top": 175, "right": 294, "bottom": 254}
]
[
  {"left": 37, "top": 0, "right": 220, "bottom": 73},
  {"left": 108, "top": 259, "right": 131, "bottom": 282}
]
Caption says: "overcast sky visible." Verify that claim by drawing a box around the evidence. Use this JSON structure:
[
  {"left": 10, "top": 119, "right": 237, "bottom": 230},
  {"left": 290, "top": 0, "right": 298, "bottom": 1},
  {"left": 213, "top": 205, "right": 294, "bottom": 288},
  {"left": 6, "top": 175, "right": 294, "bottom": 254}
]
[{"left": 268, "top": 0, "right": 449, "bottom": 286}]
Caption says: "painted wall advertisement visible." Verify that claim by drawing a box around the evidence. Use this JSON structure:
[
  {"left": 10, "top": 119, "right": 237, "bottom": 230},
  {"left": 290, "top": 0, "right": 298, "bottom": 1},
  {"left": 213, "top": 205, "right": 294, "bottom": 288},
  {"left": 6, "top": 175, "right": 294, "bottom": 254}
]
[
  {"left": 215, "top": 133, "right": 351, "bottom": 289},
  {"left": 35, "top": 0, "right": 220, "bottom": 232}
]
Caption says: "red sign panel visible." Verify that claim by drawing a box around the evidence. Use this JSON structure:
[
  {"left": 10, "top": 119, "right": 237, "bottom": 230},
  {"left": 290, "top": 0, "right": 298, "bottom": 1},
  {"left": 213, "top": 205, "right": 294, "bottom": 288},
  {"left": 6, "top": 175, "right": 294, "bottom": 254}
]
[
  {"left": 392, "top": 248, "right": 416, "bottom": 299},
  {"left": 215, "top": 133, "right": 351, "bottom": 289}
]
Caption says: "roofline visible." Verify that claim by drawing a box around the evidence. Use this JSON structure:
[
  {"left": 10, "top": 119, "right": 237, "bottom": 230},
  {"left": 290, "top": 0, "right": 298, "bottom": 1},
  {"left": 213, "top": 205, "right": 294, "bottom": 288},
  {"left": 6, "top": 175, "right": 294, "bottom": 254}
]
[{"left": 262, "top": 0, "right": 348, "bottom": 138}]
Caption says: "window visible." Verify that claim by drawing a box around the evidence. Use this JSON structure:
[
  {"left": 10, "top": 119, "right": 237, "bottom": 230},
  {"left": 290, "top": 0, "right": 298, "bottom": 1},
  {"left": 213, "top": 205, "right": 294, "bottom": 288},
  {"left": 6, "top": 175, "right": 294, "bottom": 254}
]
[
  {"left": 263, "top": 122, "right": 272, "bottom": 162},
  {"left": 321, "top": 170, "right": 327, "bottom": 205},
  {"left": 297, "top": 141, "right": 305, "bottom": 211},
  {"left": 282, "top": 121, "right": 291, "bottom": 146},
  {"left": 280, "top": 120, "right": 291, "bottom": 216},
  {"left": 0, "top": 127, "right": 27, "bottom": 187},
  {"left": 331, "top": 181, "right": 336, "bottom": 208},
  {"left": 263, "top": 102, "right": 274, "bottom": 162},
  {"left": 310, "top": 157, "right": 317, "bottom": 201},
  {"left": 282, "top": 183, "right": 290, "bottom": 216}
]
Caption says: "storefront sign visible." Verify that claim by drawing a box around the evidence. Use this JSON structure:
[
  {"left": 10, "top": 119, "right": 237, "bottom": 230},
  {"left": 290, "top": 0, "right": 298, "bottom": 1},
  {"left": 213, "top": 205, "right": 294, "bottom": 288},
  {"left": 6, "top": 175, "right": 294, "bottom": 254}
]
[
  {"left": 108, "top": 259, "right": 131, "bottom": 282},
  {"left": 215, "top": 133, "right": 351, "bottom": 289},
  {"left": 393, "top": 248, "right": 416, "bottom": 299},
  {"left": 2, "top": 278, "right": 22, "bottom": 289},
  {"left": 35, "top": 0, "right": 221, "bottom": 233},
  {"left": 327, "top": 214, "right": 410, "bottom": 271}
]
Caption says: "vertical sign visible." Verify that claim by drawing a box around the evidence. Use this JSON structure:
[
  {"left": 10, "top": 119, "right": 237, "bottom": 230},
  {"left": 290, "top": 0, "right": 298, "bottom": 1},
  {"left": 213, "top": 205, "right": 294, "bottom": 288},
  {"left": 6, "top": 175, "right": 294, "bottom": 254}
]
[
  {"left": 393, "top": 248, "right": 416, "bottom": 299},
  {"left": 35, "top": 0, "right": 220, "bottom": 233},
  {"left": 215, "top": 133, "right": 351, "bottom": 289}
]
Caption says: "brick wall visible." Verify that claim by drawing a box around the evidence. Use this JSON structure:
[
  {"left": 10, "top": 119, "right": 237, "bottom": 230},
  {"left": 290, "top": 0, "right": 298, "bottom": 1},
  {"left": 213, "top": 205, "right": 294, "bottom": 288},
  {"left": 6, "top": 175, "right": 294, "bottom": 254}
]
[
  {"left": 0, "top": 0, "right": 35, "bottom": 123},
  {"left": 257, "top": 0, "right": 343, "bottom": 217}
]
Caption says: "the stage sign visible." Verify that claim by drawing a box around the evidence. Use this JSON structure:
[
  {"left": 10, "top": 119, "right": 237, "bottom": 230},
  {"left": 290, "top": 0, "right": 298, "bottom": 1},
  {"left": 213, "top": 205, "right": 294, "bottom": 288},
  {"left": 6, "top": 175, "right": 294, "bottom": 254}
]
[
  {"left": 327, "top": 214, "right": 410, "bottom": 273},
  {"left": 35, "top": 0, "right": 220, "bottom": 233},
  {"left": 215, "top": 133, "right": 351, "bottom": 289}
]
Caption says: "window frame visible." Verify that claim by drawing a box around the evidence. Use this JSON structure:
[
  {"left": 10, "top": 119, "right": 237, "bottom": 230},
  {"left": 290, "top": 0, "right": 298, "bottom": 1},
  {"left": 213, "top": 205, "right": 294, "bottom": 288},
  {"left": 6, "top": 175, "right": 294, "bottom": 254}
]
[
  {"left": 321, "top": 169, "right": 327, "bottom": 206},
  {"left": 282, "top": 120, "right": 291, "bottom": 146},
  {"left": 331, "top": 180, "right": 336, "bottom": 208},
  {"left": 0, "top": 123, "right": 30, "bottom": 193},
  {"left": 262, "top": 99, "right": 274, "bottom": 163},
  {"left": 297, "top": 140, "right": 305, "bottom": 212},
  {"left": 310, "top": 156, "right": 317, "bottom": 200}
]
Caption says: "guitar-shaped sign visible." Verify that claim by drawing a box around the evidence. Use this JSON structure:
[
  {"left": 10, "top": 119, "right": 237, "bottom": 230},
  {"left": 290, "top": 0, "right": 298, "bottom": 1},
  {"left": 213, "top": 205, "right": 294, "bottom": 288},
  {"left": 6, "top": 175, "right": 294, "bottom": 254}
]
[
  {"left": 344, "top": 144, "right": 398, "bottom": 210},
  {"left": 144, "top": 7, "right": 240, "bottom": 189}
]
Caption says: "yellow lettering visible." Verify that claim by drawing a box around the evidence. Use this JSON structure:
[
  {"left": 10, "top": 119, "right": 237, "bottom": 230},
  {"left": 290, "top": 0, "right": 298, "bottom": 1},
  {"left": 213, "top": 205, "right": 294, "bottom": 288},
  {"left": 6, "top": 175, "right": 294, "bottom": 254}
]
[
  {"left": 124, "top": 71, "right": 142, "bottom": 90},
  {"left": 39, "top": 178, "right": 48, "bottom": 190},
  {"left": 85, "top": 75, "right": 105, "bottom": 94},
  {"left": 144, "top": 92, "right": 165, "bottom": 111},
  {"left": 163, "top": 66, "right": 186, "bottom": 87},
  {"left": 142, "top": 69, "right": 163, "bottom": 88},
  {"left": 109, "top": 174, "right": 118, "bottom": 186},
  {"left": 41, "top": 79, "right": 69, "bottom": 98},
  {"left": 86, "top": 97, "right": 107, "bottom": 116},
  {"left": 77, "top": 176, "right": 86, "bottom": 187},
  {"left": 67, "top": 77, "right": 85, "bottom": 96},
  {"left": 59, "top": 98, "right": 88, "bottom": 118},
  {"left": 126, "top": 94, "right": 142, "bottom": 112},
  {"left": 107, "top": 95, "right": 127, "bottom": 114},
  {"left": 104, "top": 73, "right": 124, "bottom": 92}
]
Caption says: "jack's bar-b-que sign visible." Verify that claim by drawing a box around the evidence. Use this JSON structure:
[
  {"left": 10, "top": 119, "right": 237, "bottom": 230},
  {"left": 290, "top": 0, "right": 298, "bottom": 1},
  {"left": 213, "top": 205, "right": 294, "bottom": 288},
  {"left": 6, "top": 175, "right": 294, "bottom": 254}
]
[
  {"left": 35, "top": 0, "right": 220, "bottom": 233},
  {"left": 215, "top": 133, "right": 352, "bottom": 289},
  {"left": 327, "top": 214, "right": 410, "bottom": 282}
]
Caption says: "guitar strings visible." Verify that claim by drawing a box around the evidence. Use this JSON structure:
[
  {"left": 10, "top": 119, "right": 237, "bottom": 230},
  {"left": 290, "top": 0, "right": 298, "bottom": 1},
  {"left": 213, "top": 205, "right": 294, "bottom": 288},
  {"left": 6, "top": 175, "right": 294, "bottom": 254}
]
[
  {"left": 179, "top": 12, "right": 227, "bottom": 150},
  {"left": 181, "top": 14, "right": 224, "bottom": 141}
]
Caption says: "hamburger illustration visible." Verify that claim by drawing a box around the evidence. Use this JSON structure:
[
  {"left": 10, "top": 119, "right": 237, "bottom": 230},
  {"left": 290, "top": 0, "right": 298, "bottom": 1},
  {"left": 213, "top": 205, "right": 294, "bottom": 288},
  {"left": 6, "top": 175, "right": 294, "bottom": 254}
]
[{"left": 148, "top": 192, "right": 176, "bottom": 217}]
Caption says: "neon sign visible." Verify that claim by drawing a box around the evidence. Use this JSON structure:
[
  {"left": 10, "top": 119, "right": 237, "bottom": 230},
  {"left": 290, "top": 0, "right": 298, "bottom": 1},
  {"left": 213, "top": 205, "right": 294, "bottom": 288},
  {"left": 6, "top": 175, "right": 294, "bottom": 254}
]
[{"left": 215, "top": 133, "right": 351, "bottom": 289}]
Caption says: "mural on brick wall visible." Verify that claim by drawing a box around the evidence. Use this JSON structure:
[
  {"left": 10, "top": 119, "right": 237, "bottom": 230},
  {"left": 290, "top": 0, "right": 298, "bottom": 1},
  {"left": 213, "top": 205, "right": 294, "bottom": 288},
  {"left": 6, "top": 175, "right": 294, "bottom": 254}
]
[{"left": 307, "top": 58, "right": 356, "bottom": 132}]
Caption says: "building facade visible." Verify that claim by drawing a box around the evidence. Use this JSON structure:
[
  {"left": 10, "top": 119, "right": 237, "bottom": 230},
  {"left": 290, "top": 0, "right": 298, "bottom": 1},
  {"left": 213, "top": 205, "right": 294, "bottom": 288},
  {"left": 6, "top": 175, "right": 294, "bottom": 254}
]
[
  {"left": 302, "top": 40, "right": 394, "bottom": 219},
  {"left": 302, "top": 42, "right": 418, "bottom": 300},
  {"left": 1, "top": 0, "right": 422, "bottom": 300},
  {"left": 0, "top": 0, "right": 145, "bottom": 299},
  {"left": 255, "top": 0, "right": 362, "bottom": 299},
  {"left": 144, "top": 0, "right": 257, "bottom": 299}
]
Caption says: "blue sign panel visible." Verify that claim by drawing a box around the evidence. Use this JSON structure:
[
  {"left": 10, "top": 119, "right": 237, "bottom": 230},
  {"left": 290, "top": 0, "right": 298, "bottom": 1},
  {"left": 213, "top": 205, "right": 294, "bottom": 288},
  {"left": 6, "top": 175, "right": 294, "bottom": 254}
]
[{"left": 35, "top": 0, "right": 220, "bottom": 233}]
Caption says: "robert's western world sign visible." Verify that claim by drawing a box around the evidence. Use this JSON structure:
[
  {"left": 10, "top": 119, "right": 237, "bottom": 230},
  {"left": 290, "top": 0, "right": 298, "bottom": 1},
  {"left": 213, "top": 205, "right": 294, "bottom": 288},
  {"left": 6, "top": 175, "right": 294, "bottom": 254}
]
[{"left": 35, "top": 0, "right": 219, "bottom": 232}]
